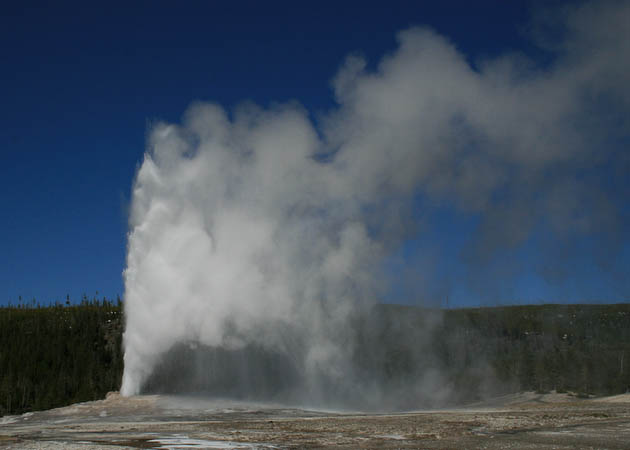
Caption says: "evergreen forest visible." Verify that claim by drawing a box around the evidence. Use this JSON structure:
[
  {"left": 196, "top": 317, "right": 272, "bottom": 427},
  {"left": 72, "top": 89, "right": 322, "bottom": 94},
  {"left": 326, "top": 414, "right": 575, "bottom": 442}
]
[
  {"left": 0, "top": 297, "right": 123, "bottom": 416},
  {"left": 1, "top": 299, "right": 629, "bottom": 415}
]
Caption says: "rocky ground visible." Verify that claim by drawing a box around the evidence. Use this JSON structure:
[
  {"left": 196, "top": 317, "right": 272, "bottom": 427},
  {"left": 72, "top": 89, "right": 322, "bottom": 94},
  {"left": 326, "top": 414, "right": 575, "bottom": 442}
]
[{"left": 1, "top": 391, "right": 630, "bottom": 449}]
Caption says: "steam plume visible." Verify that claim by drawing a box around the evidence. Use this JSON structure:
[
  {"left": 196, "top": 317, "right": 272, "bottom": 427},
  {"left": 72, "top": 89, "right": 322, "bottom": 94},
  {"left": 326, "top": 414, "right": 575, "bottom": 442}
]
[{"left": 121, "top": 1, "right": 629, "bottom": 401}]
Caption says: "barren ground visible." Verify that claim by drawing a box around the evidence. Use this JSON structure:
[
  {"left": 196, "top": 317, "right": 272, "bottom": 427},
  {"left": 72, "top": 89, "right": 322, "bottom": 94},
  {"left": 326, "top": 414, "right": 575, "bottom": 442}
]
[{"left": 1, "top": 391, "right": 630, "bottom": 449}]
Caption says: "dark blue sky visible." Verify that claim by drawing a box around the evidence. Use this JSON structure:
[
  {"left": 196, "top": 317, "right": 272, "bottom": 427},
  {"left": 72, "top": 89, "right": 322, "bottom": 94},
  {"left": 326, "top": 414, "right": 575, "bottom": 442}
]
[{"left": 1, "top": 1, "right": 627, "bottom": 306}]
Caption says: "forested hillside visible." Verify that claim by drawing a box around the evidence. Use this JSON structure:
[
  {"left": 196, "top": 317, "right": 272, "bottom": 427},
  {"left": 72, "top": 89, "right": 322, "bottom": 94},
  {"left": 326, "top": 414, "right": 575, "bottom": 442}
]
[
  {"left": 1, "top": 300, "right": 629, "bottom": 415},
  {"left": 0, "top": 298, "right": 123, "bottom": 416},
  {"left": 354, "top": 303, "right": 630, "bottom": 405},
  {"left": 441, "top": 304, "right": 630, "bottom": 396}
]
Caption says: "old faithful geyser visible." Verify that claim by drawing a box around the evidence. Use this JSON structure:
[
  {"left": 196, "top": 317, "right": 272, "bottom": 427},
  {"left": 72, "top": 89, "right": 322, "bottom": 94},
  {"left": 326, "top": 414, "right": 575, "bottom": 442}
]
[
  {"left": 122, "top": 1, "right": 630, "bottom": 403},
  {"left": 120, "top": 103, "right": 383, "bottom": 397}
]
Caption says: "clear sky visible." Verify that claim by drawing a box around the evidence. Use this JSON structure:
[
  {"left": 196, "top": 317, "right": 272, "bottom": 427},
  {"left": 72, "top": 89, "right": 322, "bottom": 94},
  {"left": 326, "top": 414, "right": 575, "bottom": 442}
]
[{"left": 1, "top": 0, "right": 628, "bottom": 307}]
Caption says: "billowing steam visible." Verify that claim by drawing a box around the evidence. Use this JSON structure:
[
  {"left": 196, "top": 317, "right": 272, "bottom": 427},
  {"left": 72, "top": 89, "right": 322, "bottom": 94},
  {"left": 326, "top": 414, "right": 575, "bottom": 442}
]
[{"left": 121, "top": 1, "right": 629, "bottom": 404}]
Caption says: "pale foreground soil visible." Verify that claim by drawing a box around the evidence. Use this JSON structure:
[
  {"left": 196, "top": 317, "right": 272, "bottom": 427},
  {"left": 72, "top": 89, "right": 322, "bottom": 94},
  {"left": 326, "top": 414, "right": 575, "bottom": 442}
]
[{"left": 1, "top": 392, "right": 630, "bottom": 449}]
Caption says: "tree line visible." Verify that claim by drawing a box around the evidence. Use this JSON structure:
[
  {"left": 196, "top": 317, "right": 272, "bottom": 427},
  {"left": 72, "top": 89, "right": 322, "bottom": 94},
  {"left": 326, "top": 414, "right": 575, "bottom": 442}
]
[
  {"left": 1, "top": 299, "right": 628, "bottom": 415},
  {"left": 354, "top": 303, "right": 630, "bottom": 404},
  {"left": 0, "top": 297, "right": 123, "bottom": 415}
]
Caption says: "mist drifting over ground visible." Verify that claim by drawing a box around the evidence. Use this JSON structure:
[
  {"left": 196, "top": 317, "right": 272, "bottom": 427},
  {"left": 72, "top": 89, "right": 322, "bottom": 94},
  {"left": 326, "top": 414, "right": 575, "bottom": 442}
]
[{"left": 121, "top": 1, "right": 629, "bottom": 407}]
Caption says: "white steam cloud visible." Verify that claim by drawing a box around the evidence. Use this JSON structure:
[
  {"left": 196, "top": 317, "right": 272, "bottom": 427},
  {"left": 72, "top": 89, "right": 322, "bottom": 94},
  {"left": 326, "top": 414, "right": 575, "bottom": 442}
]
[{"left": 121, "top": 1, "right": 629, "bottom": 399}]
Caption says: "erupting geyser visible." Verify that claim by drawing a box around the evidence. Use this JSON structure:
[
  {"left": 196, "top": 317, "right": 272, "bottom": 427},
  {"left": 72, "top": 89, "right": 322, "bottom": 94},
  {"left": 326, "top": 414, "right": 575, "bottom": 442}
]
[
  {"left": 120, "top": 102, "right": 383, "bottom": 398},
  {"left": 121, "top": 1, "right": 629, "bottom": 406}
]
